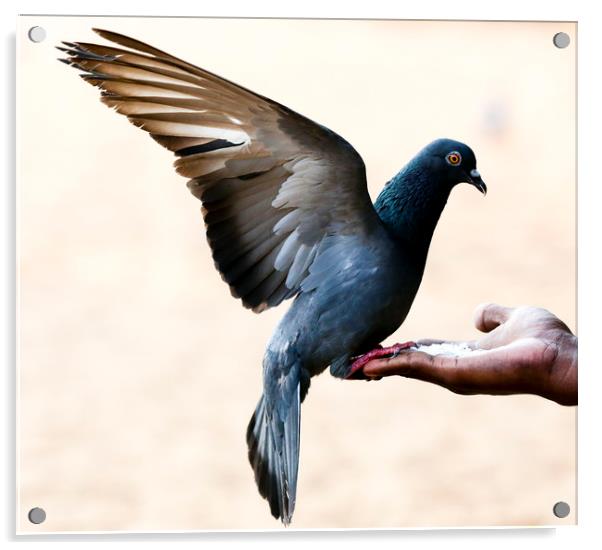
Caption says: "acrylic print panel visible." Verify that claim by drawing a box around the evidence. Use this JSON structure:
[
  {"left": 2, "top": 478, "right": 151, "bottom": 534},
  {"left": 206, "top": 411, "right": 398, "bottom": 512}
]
[{"left": 17, "top": 16, "right": 576, "bottom": 532}]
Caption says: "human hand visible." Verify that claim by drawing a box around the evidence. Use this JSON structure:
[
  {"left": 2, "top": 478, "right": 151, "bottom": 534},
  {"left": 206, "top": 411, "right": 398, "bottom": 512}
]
[{"left": 362, "top": 303, "right": 577, "bottom": 406}]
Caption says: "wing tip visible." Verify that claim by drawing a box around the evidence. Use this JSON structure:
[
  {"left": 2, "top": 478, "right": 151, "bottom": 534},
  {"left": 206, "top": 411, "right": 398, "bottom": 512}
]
[
  {"left": 90, "top": 27, "right": 172, "bottom": 59},
  {"left": 91, "top": 27, "right": 117, "bottom": 41}
]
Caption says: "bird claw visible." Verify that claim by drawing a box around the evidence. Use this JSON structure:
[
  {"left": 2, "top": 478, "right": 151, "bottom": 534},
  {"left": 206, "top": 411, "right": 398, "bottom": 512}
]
[{"left": 345, "top": 341, "right": 416, "bottom": 380}]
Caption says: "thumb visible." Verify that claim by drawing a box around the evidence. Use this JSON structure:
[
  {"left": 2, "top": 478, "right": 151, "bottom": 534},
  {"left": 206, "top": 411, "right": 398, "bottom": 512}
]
[{"left": 474, "top": 303, "right": 514, "bottom": 333}]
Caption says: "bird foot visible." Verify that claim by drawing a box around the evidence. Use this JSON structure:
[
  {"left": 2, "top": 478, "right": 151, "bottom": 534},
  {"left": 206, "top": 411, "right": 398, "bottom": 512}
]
[{"left": 345, "top": 341, "right": 416, "bottom": 380}]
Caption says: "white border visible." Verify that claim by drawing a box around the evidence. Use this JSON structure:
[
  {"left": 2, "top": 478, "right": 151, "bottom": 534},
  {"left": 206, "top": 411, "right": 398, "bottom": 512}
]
[{"left": 3, "top": 1, "right": 601, "bottom": 548}]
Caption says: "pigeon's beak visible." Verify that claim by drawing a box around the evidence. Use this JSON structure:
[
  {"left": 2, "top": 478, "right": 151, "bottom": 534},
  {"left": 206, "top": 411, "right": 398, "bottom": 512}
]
[{"left": 466, "top": 168, "right": 487, "bottom": 195}]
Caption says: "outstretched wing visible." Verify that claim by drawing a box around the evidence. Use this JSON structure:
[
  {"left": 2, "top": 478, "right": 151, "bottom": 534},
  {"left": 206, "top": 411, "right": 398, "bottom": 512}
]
[{"left": 61, "top": 29, "right": 380, "bottom": 312}]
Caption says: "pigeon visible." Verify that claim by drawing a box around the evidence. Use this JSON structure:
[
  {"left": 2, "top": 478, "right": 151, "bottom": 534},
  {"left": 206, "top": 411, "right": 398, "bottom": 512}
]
[{"left": 60, "top": 29, "right": 487, "bottom": 525}]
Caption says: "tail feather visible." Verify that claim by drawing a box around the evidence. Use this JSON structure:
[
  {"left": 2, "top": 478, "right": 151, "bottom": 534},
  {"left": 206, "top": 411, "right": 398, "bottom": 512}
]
[{"left": 246, "top": 387, "right": 300, "bottom": 525}]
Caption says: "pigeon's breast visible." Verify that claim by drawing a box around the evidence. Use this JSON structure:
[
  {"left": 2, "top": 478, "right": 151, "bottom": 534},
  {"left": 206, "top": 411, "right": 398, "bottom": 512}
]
[{"left": 268, "top": 233, "right": 419, "bottom": 374}]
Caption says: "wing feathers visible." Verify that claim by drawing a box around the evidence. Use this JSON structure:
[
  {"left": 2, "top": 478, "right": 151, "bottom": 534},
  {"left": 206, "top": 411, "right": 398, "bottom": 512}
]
[
  {"left": 286, "top": 244, "right": 318, "bottom": 289},
  {"left": 150, "top": 134, "right": 216, "bottom": 154},
  {"left": 62, "top": 29, "right": 376, "bottom": 312},
  {"left": 92, "top": 28, "right": 267, "bottom": 103},
  {"left": 274, "top": 230, "right": 300, "bottom": 272},
  {"left": 217, "top": 231, "right": 284, "bottom": 279},
  {"left": 200, "top": 167, "right": 286, "bottom": 204}
]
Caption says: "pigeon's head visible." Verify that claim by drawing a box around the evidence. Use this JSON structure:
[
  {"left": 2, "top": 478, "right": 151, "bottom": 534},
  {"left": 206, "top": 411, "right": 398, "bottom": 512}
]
[{"left": 423, "top": 138, "right": 487, "bottom": 195}]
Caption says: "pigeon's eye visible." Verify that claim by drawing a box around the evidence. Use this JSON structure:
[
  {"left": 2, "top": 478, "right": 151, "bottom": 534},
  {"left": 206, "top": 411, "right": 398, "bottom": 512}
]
[{"left": 445, "top": 151, "right": 462, "bottom": 166}]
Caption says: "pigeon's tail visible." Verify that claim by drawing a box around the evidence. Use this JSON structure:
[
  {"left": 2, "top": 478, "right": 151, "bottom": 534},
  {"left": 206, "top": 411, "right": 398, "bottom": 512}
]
[{"left": 246, "top": 385, "right": 301, "bottom": 526}]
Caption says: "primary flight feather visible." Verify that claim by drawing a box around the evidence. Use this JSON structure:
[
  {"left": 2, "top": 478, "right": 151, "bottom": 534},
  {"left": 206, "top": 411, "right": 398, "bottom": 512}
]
[{"left": 60, "top": 28, "right": 486, "bottom": 525}]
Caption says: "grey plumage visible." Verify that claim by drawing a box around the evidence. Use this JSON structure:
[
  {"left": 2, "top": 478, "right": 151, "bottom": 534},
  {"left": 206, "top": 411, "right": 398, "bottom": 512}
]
[{"left": 61, "top": 29, "right": 486, "bottom": 525}]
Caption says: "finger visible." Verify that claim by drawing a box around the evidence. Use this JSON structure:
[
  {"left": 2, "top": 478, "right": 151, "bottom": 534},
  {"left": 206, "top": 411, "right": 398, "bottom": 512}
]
[
  {"left": 474, "top": 303, "right": 515, "bottom": 333},
  {"left": 363, "top": 342, "right": 542, "bottom": 396},
  {"left": 429, "top": 342, "right": 544, "bottom": 395},
  {"left": 363, "top": 352, "right": 489, "bottom": 392},
  {"left": 362, "top": 351, "right": 436, "bottom": 378}
]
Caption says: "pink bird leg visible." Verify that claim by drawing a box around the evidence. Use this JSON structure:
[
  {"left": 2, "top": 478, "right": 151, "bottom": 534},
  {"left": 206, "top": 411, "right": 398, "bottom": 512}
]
[{"left": 345, "top": 341, "right": 417, "bottom": 379}]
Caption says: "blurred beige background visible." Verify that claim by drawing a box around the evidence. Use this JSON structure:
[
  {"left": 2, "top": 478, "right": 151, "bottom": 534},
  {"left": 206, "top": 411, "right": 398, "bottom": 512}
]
[{"left": 16, "top": 17, "right": 576, "bottom": 532}]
